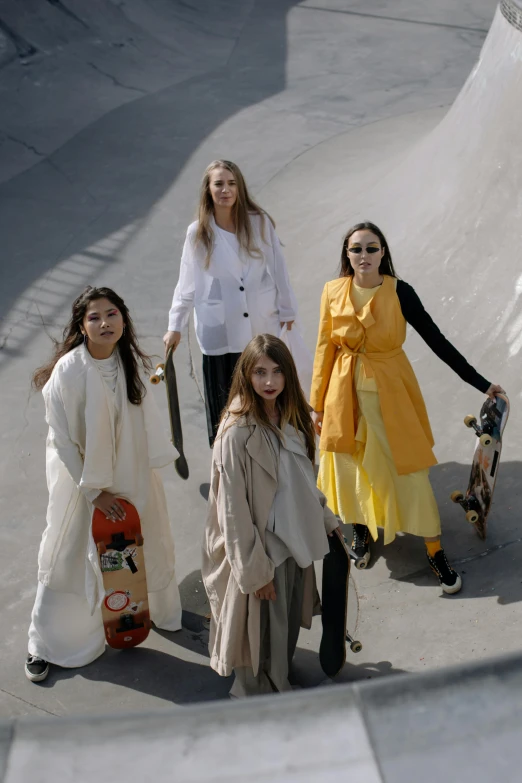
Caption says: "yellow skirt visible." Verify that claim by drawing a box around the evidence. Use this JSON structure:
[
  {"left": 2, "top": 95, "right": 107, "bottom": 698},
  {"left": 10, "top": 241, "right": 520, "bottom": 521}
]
[{"left": 318, "top": 389, "right": 441, "bottom": 545}]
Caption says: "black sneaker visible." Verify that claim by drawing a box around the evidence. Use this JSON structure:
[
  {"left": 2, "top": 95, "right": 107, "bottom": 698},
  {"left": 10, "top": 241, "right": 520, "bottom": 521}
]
[
  {"left": 427, "top": 549, "right": 462, "bottom": 594},
  {"left": 25, "top": 655, "right": 50, "bottom": 683},
  {"left": 351, "top": 524, "right": 371, "bottom": 569}
]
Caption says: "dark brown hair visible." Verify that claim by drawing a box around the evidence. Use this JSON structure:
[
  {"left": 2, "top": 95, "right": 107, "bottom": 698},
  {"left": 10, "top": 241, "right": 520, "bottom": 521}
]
[
  {"left": 339, "top": 221, "right": 397, "bottom": 278},
  {"left": 222, "top": 334, "right": 316, "bottom": 462},
  {"left": 32, "top": 287, "right": 152, "bottom": 404},
  {"left": 195, "top": 160, "right": 275, "bottom": 268}
]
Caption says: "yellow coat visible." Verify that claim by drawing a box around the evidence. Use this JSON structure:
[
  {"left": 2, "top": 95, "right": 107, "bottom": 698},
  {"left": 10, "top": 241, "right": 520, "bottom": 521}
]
[{"left": 310, "top": 275, "right": 437, "bottom": 476}]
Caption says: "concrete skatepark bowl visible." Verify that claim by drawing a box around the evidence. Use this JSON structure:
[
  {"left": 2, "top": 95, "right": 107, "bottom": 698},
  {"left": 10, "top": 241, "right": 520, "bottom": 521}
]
[{"left": 1, "top": 1, "right": 522, "bottom": 780}]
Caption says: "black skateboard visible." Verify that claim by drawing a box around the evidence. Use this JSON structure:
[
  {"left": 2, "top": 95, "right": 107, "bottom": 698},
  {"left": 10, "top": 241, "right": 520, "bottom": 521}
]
[
  {"left": 319, "top": 528, "right": 362, "bottom": 678},
  {"left": 150, "top": 347, "right": 189, "bottom": 480}
]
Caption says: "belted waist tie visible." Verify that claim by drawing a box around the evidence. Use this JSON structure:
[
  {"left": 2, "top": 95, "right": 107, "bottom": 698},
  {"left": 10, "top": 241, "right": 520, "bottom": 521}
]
[{"left": 338, "top": 345, "right": 404, "bottom": 378}]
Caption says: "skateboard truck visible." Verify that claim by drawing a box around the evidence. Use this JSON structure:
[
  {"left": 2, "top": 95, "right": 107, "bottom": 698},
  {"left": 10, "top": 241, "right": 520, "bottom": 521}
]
[
  {"left": 450, "top": 491, "right": 480, "bottom": 524},
  {"left": 464, "top": 414, "right": 493, "bottom": 447},
  {"left": 150, "top": 363, "right": 165, "bottom": 385},
  {"left": 346, "top": 633, "right": 363, "bottom": 653}
]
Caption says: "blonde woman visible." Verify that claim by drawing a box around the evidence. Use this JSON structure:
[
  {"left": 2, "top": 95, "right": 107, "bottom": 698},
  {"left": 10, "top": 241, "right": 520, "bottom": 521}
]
[{"left": 163, "top": 160, "right": 296, "bottom": 446}]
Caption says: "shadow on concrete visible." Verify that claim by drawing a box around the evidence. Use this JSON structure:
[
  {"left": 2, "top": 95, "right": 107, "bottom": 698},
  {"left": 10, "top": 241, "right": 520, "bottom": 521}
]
[
  {"left": 0, "top": 0, "right": 301, "bottom": 373},
  {"left": 357, "top": 460, "right": 522, "bottom": 604},
  {"left": 292, "top": 645, "right": 409, "bottom": 690},
  {"left": 199, "top": 483, "right": 210, "bottom": 502},
  {"left": 37, "top": 636, "right": 232, "bottom": 705}
]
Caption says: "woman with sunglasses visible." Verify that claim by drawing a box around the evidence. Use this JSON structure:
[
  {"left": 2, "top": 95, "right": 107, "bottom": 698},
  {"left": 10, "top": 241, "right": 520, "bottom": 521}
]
[{"left": 310, "top": 221, "right": 503, "bottom": 594}]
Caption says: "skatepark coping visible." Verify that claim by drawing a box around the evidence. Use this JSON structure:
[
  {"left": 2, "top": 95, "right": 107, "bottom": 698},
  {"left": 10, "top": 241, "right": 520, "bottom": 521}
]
[{"left": 2, "top": 649, "right": 522, "bottom": 782}]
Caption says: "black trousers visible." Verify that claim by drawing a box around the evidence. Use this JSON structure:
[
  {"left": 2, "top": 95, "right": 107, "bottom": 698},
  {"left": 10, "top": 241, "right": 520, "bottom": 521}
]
[{"left": 202, "top": 352, "right": 241, "bottom": 447}]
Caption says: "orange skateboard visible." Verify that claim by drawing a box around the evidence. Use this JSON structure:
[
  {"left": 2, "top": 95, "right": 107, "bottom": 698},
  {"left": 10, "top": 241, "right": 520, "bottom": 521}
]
[
  {"left": 451, "top": 394, "right": 509, "bottom": 540},
  {"left": 92, "top": 499, "right": 151, "bottom": 649}
]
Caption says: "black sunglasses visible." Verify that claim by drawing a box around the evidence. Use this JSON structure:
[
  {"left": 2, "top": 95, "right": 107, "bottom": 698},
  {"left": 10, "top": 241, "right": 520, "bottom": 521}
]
[{"left": 347, "top": 246, "right": 381, "bottom": 254}]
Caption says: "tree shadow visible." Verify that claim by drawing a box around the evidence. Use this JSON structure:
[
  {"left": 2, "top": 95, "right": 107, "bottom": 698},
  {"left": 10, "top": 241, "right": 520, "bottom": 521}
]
[{"left": 0, "top": 0, "right": 302, "bottom": 373}]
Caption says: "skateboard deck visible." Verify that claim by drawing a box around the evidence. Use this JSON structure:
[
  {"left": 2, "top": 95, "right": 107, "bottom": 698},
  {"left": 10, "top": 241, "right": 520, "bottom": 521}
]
[
  {"left": 92, "top": 499, "right": 151, "bottom": 649},
  {"left": 451, "top": 393, "right": 509, "bottom": 540},
  {"left": 150, "top": 347, "right": 189, "bottom": 480},
  {"left": 319, "top": 528, "right": 362, "bottom": 678}
]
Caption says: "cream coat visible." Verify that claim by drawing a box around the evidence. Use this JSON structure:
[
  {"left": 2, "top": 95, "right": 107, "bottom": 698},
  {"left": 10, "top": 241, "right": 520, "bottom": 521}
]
[
  {"left": 202, "top": 415, "right": 338, "bottom": 677},
  {"left": 38, "top": 345, "right": 179, "bottom": 613},
  {"left": 168, "top": 214, "right": 297, "bottom": 355}
]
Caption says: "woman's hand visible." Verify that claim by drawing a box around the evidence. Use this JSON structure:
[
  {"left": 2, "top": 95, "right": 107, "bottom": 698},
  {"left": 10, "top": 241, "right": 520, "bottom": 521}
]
[
  {"left": 254, "top": 580, "right": 277, "bottom": 601},
  {"left": 93, "top": 492, "right": 126, "bottom": 522},
  {"left": 311, "top": 410, "right": 323, "bottom": 436},
  {"left": 328, "top": 525, "right": 342, "bottom": 538},
  {"left": 486, "top": 384, "right": 505, "bottom": 399},
  {"left": 163, "top": 330, "right": 181, "bottom": 354},
  {"left": 280, "top": 320, "right": 294, "bottom": 331}
]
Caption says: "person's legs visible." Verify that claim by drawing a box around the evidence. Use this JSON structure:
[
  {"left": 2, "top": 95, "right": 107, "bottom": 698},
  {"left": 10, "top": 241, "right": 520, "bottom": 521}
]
[
  {"left": 27, "top": 582, "right": 105, "bottom": 681},
  {"left": 202, "top": 353, "right": 241, "bottom": 447},
  {"left": 424, "top": 536, "right": 462, "bottom": 594},
  {"left": 148, "top": 574, "right": 182, "bottom": 631},
  {"left": 229, "top": 559, "right": 305, "bottom": 698}
]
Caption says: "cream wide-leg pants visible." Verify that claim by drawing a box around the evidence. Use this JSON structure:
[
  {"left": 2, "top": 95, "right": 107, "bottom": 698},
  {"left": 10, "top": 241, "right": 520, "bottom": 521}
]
[{"left": 28, "top": 574, "right": 182, "bottom": 668}]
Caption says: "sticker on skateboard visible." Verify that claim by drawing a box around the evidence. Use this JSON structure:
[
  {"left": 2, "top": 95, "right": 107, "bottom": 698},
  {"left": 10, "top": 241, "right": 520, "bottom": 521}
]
[
  {"left": 451, "top": 393, "right": 509, "bottom": 540},
  {"left": 92, "top": 499, "right": 151, "bottom": 649},
  {"left": 150, "top": 347, "right": 189, "bottom": 480},
  {"left": 320, "top": 528, "right": 362, "bottom": 678}
]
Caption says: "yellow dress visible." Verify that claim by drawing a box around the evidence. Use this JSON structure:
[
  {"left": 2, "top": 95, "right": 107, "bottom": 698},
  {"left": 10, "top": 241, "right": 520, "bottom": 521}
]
[{"left": 316, "top": 280, "right": 441, "bottom": 544}]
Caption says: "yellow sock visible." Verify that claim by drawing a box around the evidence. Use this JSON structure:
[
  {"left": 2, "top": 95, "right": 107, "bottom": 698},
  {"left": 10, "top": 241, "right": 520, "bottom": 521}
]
[{"left": 426, "top": 540, "right": 442, "bottom": 558}]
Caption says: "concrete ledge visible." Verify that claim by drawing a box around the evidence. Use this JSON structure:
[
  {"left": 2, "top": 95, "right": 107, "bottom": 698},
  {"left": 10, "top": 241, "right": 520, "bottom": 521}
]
[{"left": 3, "top": 651, "right": 522, "bottom": 782}]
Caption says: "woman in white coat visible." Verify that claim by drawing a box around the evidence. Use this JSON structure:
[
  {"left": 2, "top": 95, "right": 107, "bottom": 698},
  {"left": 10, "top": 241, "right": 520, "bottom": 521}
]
[
  {"left": 26, "top": 286, "right": 182, "bottom": 683},
  {"left": 163, "top": 160, "right": 297, "bottom": 446}
]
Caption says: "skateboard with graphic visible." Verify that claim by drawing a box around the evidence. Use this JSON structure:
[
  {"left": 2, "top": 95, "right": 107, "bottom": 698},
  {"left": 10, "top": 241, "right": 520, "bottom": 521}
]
[
  {"left": 451, "top": 394, "right": 509, "bottom": 540},
  {"left": 92, "top": 499, "right": 151, "bottom": 649},
  {"left": 150, "top": 347, "right": 189, "bottom": 480},
  {"left": 319, "top": 528, "right": 362, "bottom": 678}
]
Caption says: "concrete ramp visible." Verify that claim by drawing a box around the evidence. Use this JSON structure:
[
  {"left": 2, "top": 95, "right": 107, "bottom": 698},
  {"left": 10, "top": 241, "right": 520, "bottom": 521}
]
[{"left": 3, "top": 650, "right": 522, "bottom": 782}]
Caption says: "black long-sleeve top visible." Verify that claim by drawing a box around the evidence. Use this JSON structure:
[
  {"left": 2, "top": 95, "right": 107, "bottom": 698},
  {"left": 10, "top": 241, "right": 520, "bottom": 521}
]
[{"left": 396, "top": 280, "right": 490, "bottom": 394}]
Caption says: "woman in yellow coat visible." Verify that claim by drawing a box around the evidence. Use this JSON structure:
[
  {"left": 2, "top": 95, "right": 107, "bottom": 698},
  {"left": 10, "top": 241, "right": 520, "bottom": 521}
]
[{"left": 310, "top": 222, "right": 504, "bottom": 594}]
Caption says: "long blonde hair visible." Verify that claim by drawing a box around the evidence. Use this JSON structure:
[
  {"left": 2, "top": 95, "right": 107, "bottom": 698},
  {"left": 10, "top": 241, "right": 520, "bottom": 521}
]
[
  {"left": 221, "top": 334, "right": 316, "bottom": 463},
  {"left": 195, "top": 160, "right": 275, "bottom": 268}
]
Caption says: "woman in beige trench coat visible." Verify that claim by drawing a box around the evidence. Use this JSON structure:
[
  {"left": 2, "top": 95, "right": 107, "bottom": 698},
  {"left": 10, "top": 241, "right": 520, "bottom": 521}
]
[{"left": 202, "top": 334, "right": 339, "bottom": 697}]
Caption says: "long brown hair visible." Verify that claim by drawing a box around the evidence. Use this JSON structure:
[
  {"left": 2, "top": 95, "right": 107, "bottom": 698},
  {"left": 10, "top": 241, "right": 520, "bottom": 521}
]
[
  {"left": 222, "top": 334, "right": 316, "bottom": 462},
  {"left": 339, "top": 221, "right": 398, "bottom": 278},
  {"left": 32, "top": 287, "right": 152, "bottom": 405},
  {"left": 195, "top": 160, "right": 275, "bottom": 268}
]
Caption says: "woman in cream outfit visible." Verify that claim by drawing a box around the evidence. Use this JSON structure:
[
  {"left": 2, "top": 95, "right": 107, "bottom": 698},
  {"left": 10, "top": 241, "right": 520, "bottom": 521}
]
[{"left": 26, "top": 287, "right": 181, "bottom": 683}]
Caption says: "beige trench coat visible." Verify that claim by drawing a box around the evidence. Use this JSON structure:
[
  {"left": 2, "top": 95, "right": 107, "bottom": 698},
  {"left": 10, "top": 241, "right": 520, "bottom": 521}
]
[{"left": 202, "top": 414, "right": 338, "bottom": 677}]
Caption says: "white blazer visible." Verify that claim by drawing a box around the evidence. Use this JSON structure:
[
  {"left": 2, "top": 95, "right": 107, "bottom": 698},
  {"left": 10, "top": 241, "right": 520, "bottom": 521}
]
[{"left": 168, "top": 213, "right": 297, "bottom": 355}]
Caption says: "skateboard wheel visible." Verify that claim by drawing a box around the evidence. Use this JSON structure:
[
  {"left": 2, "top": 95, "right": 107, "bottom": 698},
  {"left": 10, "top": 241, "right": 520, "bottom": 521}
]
[
  {"left": 479, "top": 433, "right": 493, "bottom": 447},
  {"left": 355, "top": 558, "right": 367, "bottom": 570},
  {"left": 135, "top": 533, "right": 144, "bottom": 547},
  {"left": 149, "top": 374, "right": 161, "bottom": 385},
  {"left": 97, "top": 542, "right": 107, "bottom": 555},
  {"left": 466, "top": 510, "right": 479, "bottom": 524},
  {"left": 155, "top": 363, "right": 165, "bottom": 371},
  {"left": 464, "top": 415, "right": 477, "bottom": 428},
  {"left": 350, "top": 640, "right": 363, "bottom": 653},
  {"left": 450, "top": 491, "right": 464, "bottom": 504}
]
